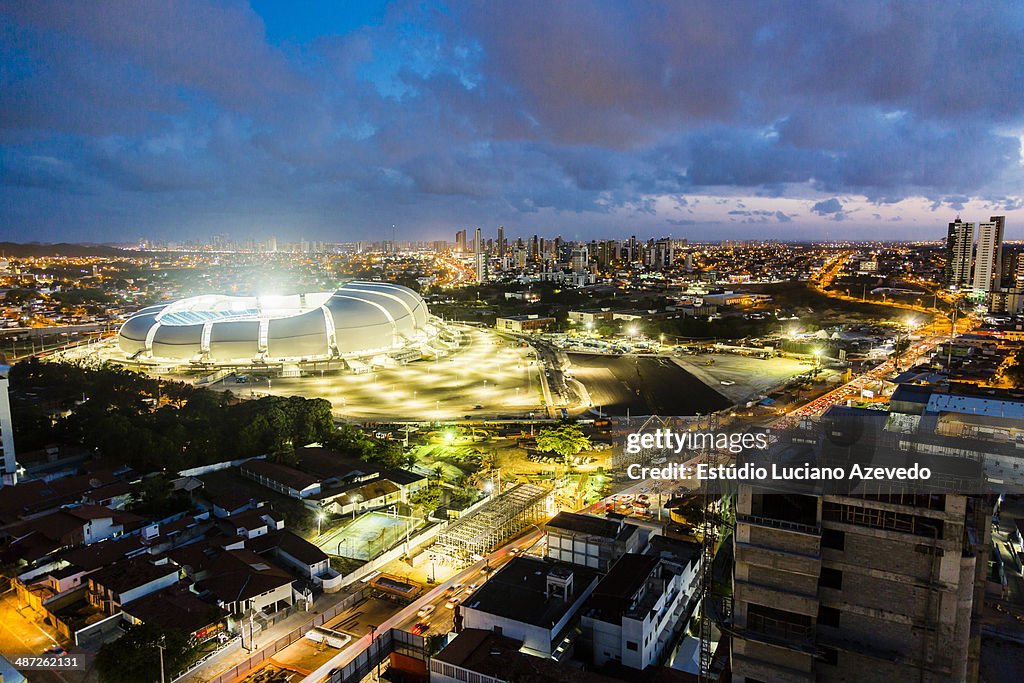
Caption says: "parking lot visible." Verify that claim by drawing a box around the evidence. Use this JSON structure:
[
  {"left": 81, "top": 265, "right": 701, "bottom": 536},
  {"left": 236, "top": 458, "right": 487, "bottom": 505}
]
[{"left": 220, "top": 327, "right": 545, "bottom": 420}]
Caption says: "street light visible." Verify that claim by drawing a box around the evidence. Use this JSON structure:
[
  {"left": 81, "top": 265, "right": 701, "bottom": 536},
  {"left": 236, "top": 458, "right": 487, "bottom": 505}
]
[{"left": 316, "top": 511, "right": 325, "bottom": 537}]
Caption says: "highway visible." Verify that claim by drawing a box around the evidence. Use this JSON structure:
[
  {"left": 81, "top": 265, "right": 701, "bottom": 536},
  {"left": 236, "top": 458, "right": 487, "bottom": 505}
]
[{"left": 785, "top": 335, "right": 942, "bottom": 418}]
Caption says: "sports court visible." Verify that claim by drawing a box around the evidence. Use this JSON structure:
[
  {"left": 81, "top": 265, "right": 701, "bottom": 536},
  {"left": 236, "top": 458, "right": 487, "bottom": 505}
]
[{"left": 324, "top": 511, "right": 421, "bottom": 561}]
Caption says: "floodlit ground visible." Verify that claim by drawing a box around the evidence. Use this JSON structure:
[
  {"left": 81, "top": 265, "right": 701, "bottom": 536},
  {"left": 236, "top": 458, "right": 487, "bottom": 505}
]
[
  {"left": 671, "top": 353, "right": 811, "bottom": 404},
  {"left": 72, "top": 326, "right": 545, "bottom": 420},
  {"left": 223, "top": 327, "right": 544, "bottom": 420},
  {"left": 315, "top": 511, "right": 421, "bottom": 561}
]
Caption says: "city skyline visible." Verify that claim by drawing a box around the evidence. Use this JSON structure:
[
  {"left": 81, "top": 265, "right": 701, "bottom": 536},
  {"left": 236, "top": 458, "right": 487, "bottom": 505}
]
[{"left": 2, "top": 2, "right": 1024, "bottom": 243}]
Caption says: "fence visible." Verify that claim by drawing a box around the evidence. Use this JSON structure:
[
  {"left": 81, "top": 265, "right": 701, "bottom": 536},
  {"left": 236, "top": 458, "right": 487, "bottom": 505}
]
[
  {"left": 172, "top": 635, "right": 242, "bottom": 682},
  {"left": 183, "top": 587, "right": 368, "bottom": 683},
  {"left": 175, "top": 454, "right": 265, "bottom": 479},
  {"left": 337, "top": 519, "right": 451, "bottom": 586},
  {"left": 74, "top": 611, "right": 124, "bottom": 647},
  {"left": 324, "top": 626, "right": 426, "bottom": 683}
]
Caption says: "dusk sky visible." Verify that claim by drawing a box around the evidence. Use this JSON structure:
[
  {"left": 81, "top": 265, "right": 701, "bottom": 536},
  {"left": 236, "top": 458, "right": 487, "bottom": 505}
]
[{"left": 2, "top": 1, "right": 1023, "bottom": 243}]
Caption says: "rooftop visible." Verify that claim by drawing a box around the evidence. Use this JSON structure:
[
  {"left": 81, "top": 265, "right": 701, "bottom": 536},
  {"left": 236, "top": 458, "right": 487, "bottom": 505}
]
[
  {"left": 59, "top": 535, "right": 147, "bottom": 572},
  {"left": 434, "top": 629, "right": 619, "bottom": 683},
  {"left": 122, "top": 585, "right": 224, "bottom": 635},
  {"left": 240, "top": 459, "right": 319, "bottom": 492},
  {"left": 249, "top": 530, "right": 328, "bottom": 567},
  {"left": 584, "top": 553, "right": 660, "bottom": 624},
  {"left": 199, "top": 549, "right": 294, "bottom": 604},
  {"left": 460, "top": 555, "right": 598, "bottom": 630},
  {"left": 88, "top": 556, "right": 178, "bottom": 594},
  {"left": 545, "top": 511, "right": 633, "bottom": 540}
]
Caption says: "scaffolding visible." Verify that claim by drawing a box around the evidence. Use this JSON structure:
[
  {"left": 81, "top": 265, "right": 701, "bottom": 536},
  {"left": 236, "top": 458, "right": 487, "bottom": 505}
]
[
  {"left": 698, "top": 412, "right": 725, "bottom": 683},
  {"left": 432, "top": 483, "right": 552, "bottom": 566}
]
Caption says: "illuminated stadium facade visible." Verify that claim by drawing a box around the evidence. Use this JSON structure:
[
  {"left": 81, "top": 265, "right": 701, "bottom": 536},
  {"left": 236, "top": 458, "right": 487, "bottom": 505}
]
[{"left": 118, "top": 281, "right": 449, "bottom": 365}]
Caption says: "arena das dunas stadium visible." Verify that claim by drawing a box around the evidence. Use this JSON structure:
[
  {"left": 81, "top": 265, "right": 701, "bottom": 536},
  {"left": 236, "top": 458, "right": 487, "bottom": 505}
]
[{"left": 118, "top": 281, "right": 451, "bottom": 365}]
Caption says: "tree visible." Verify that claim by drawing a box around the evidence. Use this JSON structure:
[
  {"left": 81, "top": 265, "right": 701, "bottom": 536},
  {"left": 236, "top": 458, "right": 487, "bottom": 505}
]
[
  {"left": 535, "top": 421, "right": 591, "bottom": 468},
  {"left": 410, "top": 485, "right": 444, "bottom": 516},
  {"left": 130, "top": 475, "right": 190, "bottom": 518},
  {"left": 95, "top": 623, "right": 199, "bottom": 683},
  {"left": 1006, "top": 348, "right": 1024, "bottom": 388}
]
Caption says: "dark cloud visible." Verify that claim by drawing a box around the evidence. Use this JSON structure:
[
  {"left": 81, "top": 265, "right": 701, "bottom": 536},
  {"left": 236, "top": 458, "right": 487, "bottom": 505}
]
[
  {"left": 812, "top": 198, "right": 844, "bottom": 215},
  {"left": 0, "top": 0, "right": 1022, "bottom": 241}
]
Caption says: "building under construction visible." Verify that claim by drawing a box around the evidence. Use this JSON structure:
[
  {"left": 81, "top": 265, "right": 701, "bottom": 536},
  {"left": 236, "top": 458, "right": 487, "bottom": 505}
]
[
  {"left": 729, "top": 416, "right": 990, "bottom": 683},
  {"left": 432, "top": 483, "right": 552, "bottom": 566}
]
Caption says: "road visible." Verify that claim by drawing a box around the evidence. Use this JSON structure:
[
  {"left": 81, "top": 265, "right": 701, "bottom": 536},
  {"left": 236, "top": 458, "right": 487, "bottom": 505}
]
[
  {"left": 0, "top": 590, "right": 79, "bottom": 683},
  {"left": 301, "top": 528, "right": 545, "bottom": 682},
  {"left": 785, "top": 335, "right": 942, "bottom": 419}
]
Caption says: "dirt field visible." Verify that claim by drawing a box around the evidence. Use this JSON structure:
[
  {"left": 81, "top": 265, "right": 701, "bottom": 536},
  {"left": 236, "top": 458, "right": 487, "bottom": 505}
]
[
  {"left": 671, "top": 353, "right": 810, "bottom": 404},
  {"left": 568, "top": 354, "right": 731, "bottom": 416}
]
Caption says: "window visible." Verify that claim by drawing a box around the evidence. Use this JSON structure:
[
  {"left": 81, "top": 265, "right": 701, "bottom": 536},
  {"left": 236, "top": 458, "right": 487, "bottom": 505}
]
[
  {"left": 822, "top": 502, "right": 943, "bottom": 539},
  {"left": 746, "top": 603, "right": 812, "bottom": 638},
  {"left": 626, "top": 641, "right": 638, "bottom": 651},
  {"left": 821, "top": 528, "right": 844, "bottom": 550},
  {"left": 818, "top": 567, "right": 843, "bottom": 590},
  {"left": 821, "top": 646, "right": 838, "bottom": 666},
  {"left": 818, "top": 606, "right": 840, "bottom": 628}
]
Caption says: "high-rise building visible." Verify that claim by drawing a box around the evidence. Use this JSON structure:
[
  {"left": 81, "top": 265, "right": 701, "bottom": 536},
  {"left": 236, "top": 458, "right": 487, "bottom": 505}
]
[
  {"left": 496, "top": 225, "right": 506, "bottom": 257},
  {"left": 472, "top": 227, "right": 482, "bottom": 255},
  {"left": 474, "top": 252, "right": 488, "bottom": 283},
  {"left": 0, "top": 369, "right": 18, "bottom": 487},
  {"left": 455, "top": 229, "right": 467, "bottom": 253},
  {"left": 944, "top": 218, "right": 973, "bottom": 288},
  {"left": 1015, "top": 248, "right": 1024, "bottom": 290},
  {"left": 972, "top": 215, "right": 1004, "bottom": 294},
  {"left": 569, "top": 247, "right": 589, "bottom": 274}
]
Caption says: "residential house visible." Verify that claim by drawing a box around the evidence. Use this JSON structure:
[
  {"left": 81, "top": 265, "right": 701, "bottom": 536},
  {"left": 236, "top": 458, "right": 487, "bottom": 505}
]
[{"left": 86, "top": 556, "right": 180, "bottom": 615}]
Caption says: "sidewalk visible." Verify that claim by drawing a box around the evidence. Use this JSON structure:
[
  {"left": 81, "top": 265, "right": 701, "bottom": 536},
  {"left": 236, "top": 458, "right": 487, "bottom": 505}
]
[{"left": 183, "top": 588, "right": 356, "bottom": 683}]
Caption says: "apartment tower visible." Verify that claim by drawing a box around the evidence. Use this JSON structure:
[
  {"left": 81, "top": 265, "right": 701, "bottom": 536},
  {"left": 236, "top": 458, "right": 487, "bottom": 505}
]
[
  {"left": 972, "top": 215, "right": 1005, "bottom": 294},
  {"left": 944, "top": 218, "right": 973, "bottom": 287}
]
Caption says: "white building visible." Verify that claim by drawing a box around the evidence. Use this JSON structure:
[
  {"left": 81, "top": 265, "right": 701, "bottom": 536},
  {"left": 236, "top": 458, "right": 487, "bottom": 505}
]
[
  {"left": 0, "top": 371, "right": 17, "bottom": 486},
  {"left": 459, "top": 556, "right": 600, "bottom": 658},
  {"left": 581, "top": 541, "right": 701, "bottom": 671},
  {"left": 544, "top": 512, "right": 643, "bottom": 571},
  {"left": 973, "top": 216, "right": 1005, "bottom": 294}
]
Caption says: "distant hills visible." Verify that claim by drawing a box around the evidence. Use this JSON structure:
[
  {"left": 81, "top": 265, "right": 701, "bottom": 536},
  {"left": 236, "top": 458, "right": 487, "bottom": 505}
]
[{"left": 0, "top": 242, "right": 140, "bottom": 258}]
